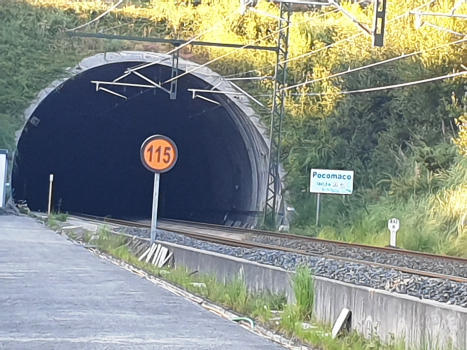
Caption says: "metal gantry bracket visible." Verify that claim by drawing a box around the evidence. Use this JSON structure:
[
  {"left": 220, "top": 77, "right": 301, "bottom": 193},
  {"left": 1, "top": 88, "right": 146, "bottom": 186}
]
[
  {"left": 67, "top": 31, "right": 278, "bottom": 102},
  {"left": 329, "top": 0, "right": 388, "bottom": 47},
  {"left": 188, "top": 88, "right": 244, "bottom": 105},
  {"left": 264, "top": 2, "right": 291, "bottom": 228},
  {"left": 67, "top": 32, "right": 278, "bottom": 52},
  {"left": 273, "top": 0, "right": 386, "bottom": 46},
  {"left": 91, "top": 76, "right": 171, "bottom": 100},
  {"left": 373, "top": 0, "right": 387, "bottom": 47}
]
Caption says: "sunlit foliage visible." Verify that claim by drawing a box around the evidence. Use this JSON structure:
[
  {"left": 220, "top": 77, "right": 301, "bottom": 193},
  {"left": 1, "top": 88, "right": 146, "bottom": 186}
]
[{"left": 2, "top": 0, "right": 467, "bottom": 254}]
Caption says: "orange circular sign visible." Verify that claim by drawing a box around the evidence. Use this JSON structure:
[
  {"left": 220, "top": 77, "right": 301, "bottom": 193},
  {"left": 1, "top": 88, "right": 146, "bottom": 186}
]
[{"left": 140, "top": 135, "right": 178, "bottom": 173}]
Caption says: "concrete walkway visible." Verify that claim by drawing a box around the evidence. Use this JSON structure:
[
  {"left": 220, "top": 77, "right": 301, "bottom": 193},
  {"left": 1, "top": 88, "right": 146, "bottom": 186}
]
[{"left": 0, "top": 215, "right": 284, "bottom": 349}]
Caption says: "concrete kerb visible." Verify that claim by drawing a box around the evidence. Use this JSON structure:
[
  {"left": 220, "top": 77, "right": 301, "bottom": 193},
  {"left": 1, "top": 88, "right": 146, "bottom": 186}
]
[{"left": 41, "top": 216, "right": 467, "bottom": 350}]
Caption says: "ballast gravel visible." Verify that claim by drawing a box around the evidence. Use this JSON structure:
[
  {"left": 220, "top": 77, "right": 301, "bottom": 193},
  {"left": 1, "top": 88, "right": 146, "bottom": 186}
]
[
  {"left": 118, "top": 227, "right": 467, "bottom": 308},
  {"left": 251, "top": 236, "right": 467, "bottom": 279}
]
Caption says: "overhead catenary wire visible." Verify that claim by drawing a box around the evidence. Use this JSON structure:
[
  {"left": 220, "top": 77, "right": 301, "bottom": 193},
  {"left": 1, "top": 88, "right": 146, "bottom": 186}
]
[
  {"left": 224, "top": 0, "right": 436, "bottom": 79},
  {"left": 83, "top": 0, "right": 449, "bottom": 107},
  {"left": 423, "top": 22, "right": 465, "bottom": 37},
  {"left": 279, "top": 0, "right": 437, "bottom": 66},
  {"left": 223, "top": 1, "right": 367, "bottom": 79},
  {"left": 220, "top": 0, "right": 438, "bottom": 110},
  {"left": 224, "top": 34, "right": 361, "bottom": 79},
  {"left": 70, "top": 3, "right": 241, "bottom": 77},
  {"left": 127, "top": 10, "right": 240, "bottom": 73},
  {"left": 451, "top": 0, "right": 466, "bottom": 15},
  {"left": 158, "top": 0, "right": 369, "bottom": 85},
  {"left": 225, "top": 76, "right": 274, "bottom": 81},
  {"left": 282, "top": 37, "right": 467, "bottom": 92},
  {"left": 146, "top": 0, "right": 372, "bottom": 84},
  {"left": 228, "top": 82, "right": 270, "bottom": 111},
  {"left": 327, "top": 0, "right": 372, "bottom": 35},
  {"left": 296, "top": 71, "right": 467, "bottom": 96}
]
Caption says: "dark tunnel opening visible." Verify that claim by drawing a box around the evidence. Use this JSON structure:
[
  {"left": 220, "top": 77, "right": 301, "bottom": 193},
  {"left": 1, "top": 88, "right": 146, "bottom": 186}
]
[{"left": 12, "top": 59, "right": 266, "bottom": 225}]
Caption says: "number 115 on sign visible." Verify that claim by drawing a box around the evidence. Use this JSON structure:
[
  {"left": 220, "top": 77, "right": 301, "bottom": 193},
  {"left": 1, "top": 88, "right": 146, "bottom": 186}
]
[{"left": 141, "top": 135, "right": 178, "bottom": 173}]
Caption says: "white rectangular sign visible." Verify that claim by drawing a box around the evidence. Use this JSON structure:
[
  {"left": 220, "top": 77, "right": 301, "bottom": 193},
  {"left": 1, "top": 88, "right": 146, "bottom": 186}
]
[
  {"left": 310, "top": 168, "right": 354, "bottom": 195},
  {"left": 0, "top": 151, "right": 7, "bottom": 210}
]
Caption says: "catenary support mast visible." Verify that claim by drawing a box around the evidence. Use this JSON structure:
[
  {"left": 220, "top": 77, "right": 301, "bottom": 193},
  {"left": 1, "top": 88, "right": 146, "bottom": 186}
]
[{"left": 264, "top": 2, "right": 291, "bottom": 227}]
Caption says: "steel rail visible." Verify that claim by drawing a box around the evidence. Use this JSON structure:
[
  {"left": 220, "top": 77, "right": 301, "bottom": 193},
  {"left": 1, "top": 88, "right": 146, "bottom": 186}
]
[
  {"left": 70, "top": 213, "right": 467, "bottom": 264},
  {"left": 69, "top": 214, "right": 467, "bottom": 283},
  {"left": 161, "top": 218, "right": 467, "bottom": 264}
]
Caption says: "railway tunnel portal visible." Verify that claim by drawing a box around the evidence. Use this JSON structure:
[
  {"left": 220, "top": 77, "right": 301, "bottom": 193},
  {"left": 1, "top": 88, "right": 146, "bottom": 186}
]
[{"left": 12, "top": 52, "right": 283, "bottom": 227}]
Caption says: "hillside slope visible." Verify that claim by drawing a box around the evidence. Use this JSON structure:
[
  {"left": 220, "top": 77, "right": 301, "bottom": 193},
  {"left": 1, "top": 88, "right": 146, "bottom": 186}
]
[{"left": 2, "top": 0, "right": 467, "bottom": 254}]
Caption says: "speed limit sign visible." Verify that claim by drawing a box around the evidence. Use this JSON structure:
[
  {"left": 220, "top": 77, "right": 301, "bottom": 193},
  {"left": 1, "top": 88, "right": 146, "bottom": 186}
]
[
  {"left": 141, "top": 135, "right": 178, "bottom": 244},
  {"left": 141, "top": 135, "right": 178, "bottom": 173}
]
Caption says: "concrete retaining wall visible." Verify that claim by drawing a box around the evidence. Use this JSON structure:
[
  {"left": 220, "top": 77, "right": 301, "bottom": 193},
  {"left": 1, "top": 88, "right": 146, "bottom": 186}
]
[
  {"left": 314, "top": 277, "right": 467, "bottom": 350},
  {"left": 159, "top": 240, "right": 467, "bottom": 349},
  {"left": 161, "top": 241, "right": 295, "bottom": 302}
]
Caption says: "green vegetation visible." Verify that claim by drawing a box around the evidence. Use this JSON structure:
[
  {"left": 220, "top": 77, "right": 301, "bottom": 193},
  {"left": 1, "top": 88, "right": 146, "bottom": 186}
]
[
  {"left": 63, "top": 225, "right": 453, "bottom": 350},
  {"left": 51, "top": 212, "right": 68, "bottom": 221},
  {"left": 0, "top": 0, "right": 126, "bottom": 151},
  {"left": 46, "top": 212, "right": 69, "bottom": 229},
  {"left": 292, "top": 266, "right": 315, "bottom": 320},
  {"left": 2, "top": 0, "right": 467, "bottom": 255},
  {"left": 46, "top": 217, "right": 60, "bottom": 230}
]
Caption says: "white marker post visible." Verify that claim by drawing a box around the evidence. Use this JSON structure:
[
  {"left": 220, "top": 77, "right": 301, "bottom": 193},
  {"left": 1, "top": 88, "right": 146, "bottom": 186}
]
[
  {"left": 0, "top": 150, "right": 8, "bottom": 213},
  {"left": 48, "top": 174, "right": 54, "bottom": 216},
  {"left": 388, "top": 218, "right": 400, "bottom": 247},
  {"left": 140, "top": 135, "right": 178, "bottom": 244}
]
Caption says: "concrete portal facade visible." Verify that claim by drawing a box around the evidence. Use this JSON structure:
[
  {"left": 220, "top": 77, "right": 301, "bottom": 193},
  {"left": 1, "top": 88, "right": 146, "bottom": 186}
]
[
  {"left": 13, "top": 52, "right": 287, "bottom": 227},
  {"left": 0, "top": 215, "right": 284, "bottom": 349}
]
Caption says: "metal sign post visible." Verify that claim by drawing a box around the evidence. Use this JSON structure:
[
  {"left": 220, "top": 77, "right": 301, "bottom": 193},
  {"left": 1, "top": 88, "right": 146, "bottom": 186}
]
[
  {"left": 310, "top": 169, "right": 354, "bottom": 226},
  {"left": 315, "top": 193, "right": 321, "bottom": 227},
  {"left": 388, "top": 218, "right": 400, "bottom": 247},
  {"left": 48, "top": 174, "right": 54, "bottom": 216},
  {"left": 151, "top": 172, "right": 160, "bottom": 244},
  {"left": 0, "top": 150, "right": 8, "bottom": 213},
  {"left": 140, "top": 135, "right": 178, "bottom": 244}
]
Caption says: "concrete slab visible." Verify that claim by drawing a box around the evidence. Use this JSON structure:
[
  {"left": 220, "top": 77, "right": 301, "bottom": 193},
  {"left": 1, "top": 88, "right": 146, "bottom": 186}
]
[{"left": 0, "top": 215, "right": 285, "bottom": 350}]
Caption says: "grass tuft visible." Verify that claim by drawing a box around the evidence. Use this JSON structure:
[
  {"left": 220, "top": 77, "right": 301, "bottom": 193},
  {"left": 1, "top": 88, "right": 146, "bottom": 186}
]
[{"left": 293, "top": 266, "right": 315, "bottom": 321}]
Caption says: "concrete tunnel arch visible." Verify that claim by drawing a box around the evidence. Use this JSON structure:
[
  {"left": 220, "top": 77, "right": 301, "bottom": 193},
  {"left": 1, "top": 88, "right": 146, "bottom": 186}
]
[{"left": 12, "top": 51, "right": 285, "bottom": 227}]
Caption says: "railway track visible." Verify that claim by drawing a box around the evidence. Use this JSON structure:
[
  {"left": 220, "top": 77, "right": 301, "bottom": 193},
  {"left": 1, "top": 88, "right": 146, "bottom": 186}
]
[
  {"left": 160, "top": 219, "right": 467, "bottom": 280},
  {"left": 68, "top": 214, "right": 467, "bottom": 283}
]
